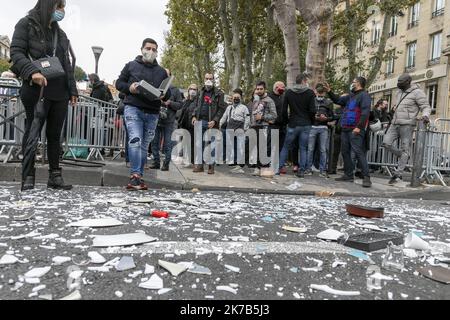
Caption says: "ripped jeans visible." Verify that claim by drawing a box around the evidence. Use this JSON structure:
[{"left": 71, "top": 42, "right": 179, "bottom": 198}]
[{"left": 124, "top": 105, "right": 159, "bottom": 177}]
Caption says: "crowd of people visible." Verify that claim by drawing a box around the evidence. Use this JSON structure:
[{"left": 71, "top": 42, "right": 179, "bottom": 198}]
[{"left": 8, "top": 0, "right": 432, "bottom": 193}]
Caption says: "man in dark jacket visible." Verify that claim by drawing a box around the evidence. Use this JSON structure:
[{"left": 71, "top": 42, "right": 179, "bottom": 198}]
[
  {"left": 150, "top": 81, "right": 184, "bottom": 171},
  {"left": 268, "top": 81, "right": 286, "bottom": 157},
  {"left": 306, "top": 83, "right": 334, "bottom": 177},
  {"left": 115, "top": 38, "right": 171, "bottom": 191},
  {"left": 192, "top": 73, "right": 226, "bottom": 175},
  {"left": 325, "top": 77, "right": 372, "bottom": 188},
  {"left": 278, "top": 74, "right": 316, "bottom": 178},
  {"left": 89, "top": 74, "right": 112, "bottom": 102}
]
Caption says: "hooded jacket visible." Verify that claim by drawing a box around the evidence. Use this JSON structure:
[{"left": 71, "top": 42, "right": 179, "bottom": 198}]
[
  {"left": 90, "top": 80, "right": 111, "bottom": 102},
  {"left": 115, "top": 56, "right": 170, "bottom": 114},
  {"left": 10, "top": 15, "right": 78, "bottom": 105},
  {"left": 282, "top": 85, "right": 316, "bottom": 128},
  {"left": 391, "top": 84, "right": 431, "bottom": 125}
]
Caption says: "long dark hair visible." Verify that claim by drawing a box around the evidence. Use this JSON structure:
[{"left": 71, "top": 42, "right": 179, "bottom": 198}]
[{"left": 28, "top": 0, "right": 66, "bottom": 30}]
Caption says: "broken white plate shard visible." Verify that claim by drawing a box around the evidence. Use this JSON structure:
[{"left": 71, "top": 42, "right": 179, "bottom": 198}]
[
  {"left": 59, "top": 290, "right": 82, "bottom": 300},
  {"left": 282, "top": 226, "right": 308, "bottom": 234},
  {"left": 24, "top": 267, "right": 51, "bottom": 279},
  {"left": 32, "top": 285, "right": 46, "bottom": 293},
  {"left": 158, "top": 288, "right": 173, "bottom": 295},
  {"left": 88, "top": 267, "right": 111, "bottom": 272},
  {"left": 52, "top": 256, "right": 72, "bottom": 265},
  {"left": 405, "top": 232, "right": 431, "bottom": 251},
  {"left": 139, "top": 274, "right": 163, "bottom": 290},
  {"left": 302, "top": 258, "right": 324, "bottom": 272},
  {"left": 370, "top": 272, "right": 394, "bottom": 281},
  {"left": 69, "top": 270, "right": 84, "bottom": 280},
  {"left": 115, "top": 291, "right": 123, "bottom": 298},
  {"left": 316, "top": 229, "right": 345, "bottom": 241},
  {"left": 225, "top": 265, "right": 241, "bottom": 273},
  {"left": 216, "top": 286, "right": 238, "bottom": 295},
  {"left": 116, "top": 257, "right": 136, "bottom": 272},
  {"left": 310, "top": 285, "right": 360, "bottom": 296},
  {"left": 188, "top": 264, "right": 212, "bottom": 275},
  {"left": 332, "top": 261, "right": 347, "bottom": 268},
  {"left": 158, "top": 260, "right": 188, "bottom": 277},
  {"left": 92, "top": 233, "right": 157, "bottom": 248},
  {"left": 144, "top": 264, "right": 155, "bottom": 274},
  {"left": 0, "top": 254, "right": 19, "bottom": 265},
  {"left": 403, "top": 249, "right": 419, "bottom": 258},
  {"left": 88, "top": 251, "right": 106, "bottom": 264},
  {"left": 13, "top": 213, "right": 36, "bottom": 221},
  {"left": 68, "top": 218, "right": 124, "bottom": 228},
  {"left": 25, "top": 278, "right": 40, "bottom": 284}
]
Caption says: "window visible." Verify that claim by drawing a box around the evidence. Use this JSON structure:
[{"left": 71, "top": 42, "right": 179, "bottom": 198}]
[
  {"left": 432, "top": 0, "right": 445, "bottom": 17},
  {"left": 430, "top": 32, "right": 442, "bottom": 64},
  {"left": 371, "top": 21, "right": 381, "bottom": 45},
  {"left": 389, "top": 16, "right": 398, "bottom": 37},
  {"left": 356, "top": 34, "right": 365, "bottom": 52},
  {"left": 383, "top": 94, "right": 393, "bottom": 112},
  {"left": 428, "top": 84, "right": 438, "bottom": 114},
  {"left": 408, "top": 2, "right": 420, "bottom": 28},
  {"left": 332, "top": 44, "right": 339, "bottom": 60},
  {"left": 406, "top": 41, "right": 417, "bottom": 69},
  {"left": 385, "top": 50, "right": 395, "bottom": 75}
]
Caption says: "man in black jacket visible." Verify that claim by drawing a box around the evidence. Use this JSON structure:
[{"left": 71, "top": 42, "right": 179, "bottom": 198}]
[
  {"left": 191, "top": 73, "right": 226, "bottom": 175},
  {"left": 278, "top": 74, "right": 316, "bottom": 178},
  {"left": 115, "top": 38, "right": 171, "bottom": 191},
  {"left": 89, "top": 74, "right": 112, "bottom": 102}
]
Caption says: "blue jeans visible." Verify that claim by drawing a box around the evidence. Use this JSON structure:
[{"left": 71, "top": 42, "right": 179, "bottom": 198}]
[
  {"left": 152, "top": 125, "right": 174, "bottom": 164},
  {"left": 195, "top": 120, "right": 216, "bottom": 165},
  {"left": 279, "top": 126, "right": 311, "bottom": 172},
  {"left": 307, "top": 127, "right": 329, "bottom": 172},
  {"left": 124, "top": 105, "right": 159, "bottom": 177},
  {"left": 341, "top": 129, "right": 369, "bottom": 178}
]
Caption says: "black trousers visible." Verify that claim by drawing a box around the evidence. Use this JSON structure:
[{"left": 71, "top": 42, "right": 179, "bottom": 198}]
[{"left": 22, "top": 99, "right": 68, "bottom": 180}]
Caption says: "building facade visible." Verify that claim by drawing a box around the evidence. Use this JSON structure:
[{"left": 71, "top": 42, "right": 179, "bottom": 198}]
[
  {"left": 0, "top": 35, "right": 10, "bottom": 60},
  {"left": 328, "top": 0, "right": 450, "bottom": 120}
]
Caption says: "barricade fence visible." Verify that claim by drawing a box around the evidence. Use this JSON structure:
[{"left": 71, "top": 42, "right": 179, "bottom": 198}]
[{"left": 0, "top": 83, "right": 449, "bottom": 185}]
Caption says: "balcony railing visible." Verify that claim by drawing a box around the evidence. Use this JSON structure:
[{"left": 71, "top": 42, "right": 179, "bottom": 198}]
[
  {"left": 432, "top": 8, "right": 445, "bottom": 18},
  {"left": 428, "top": 57, "right": 441, "bottom": 66},
  {"left": 407, "top": 20, "right": 419, "bottom": 29}
]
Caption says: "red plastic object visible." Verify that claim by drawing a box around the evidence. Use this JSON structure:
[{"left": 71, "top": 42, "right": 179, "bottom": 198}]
[{"left": 151, "top": 210, "right": 169, "bottom": 219}]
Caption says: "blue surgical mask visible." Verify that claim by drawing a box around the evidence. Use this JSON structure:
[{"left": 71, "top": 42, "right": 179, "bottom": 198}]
[{"left": 51, "top": 10, "right": 65, "bottom": 22}]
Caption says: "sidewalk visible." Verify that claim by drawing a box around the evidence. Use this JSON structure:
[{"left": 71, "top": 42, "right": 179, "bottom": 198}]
[{"left": 1, "top": 158, "right": 448, "bottom": 199}]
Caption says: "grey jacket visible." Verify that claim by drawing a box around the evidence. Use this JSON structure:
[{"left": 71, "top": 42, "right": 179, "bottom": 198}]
[
  {"left": 220, "top": 103, "right": 251, "bottom": 131},
  {"left": 392, "top": 85, "right": 431, "bottom": 126},
  {"left": 248, "top": 95, "right": 277, "bottom": 128}
]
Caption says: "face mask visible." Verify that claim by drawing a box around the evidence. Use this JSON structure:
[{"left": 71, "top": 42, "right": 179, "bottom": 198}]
[
  {"left": 233, "top": 99, "right": 241, "bottom": 105},
  {"left": 142, "top": 49, "right": 157, "bottom": 63},
  {"left": 350, "top": 84, "right": 356, "bottom": 93},
  {"left": 189, "top": 90, "right": 197, "bottom": 98},
  {"left": 397, "top": 82, "right": 409, "bottom": 91},
  {"left": 204, "top": 80, "right": 214, "bottom": 91},
  {"left": 51, "top": 9, "right": 65, "bottom": 22},
  {"left": 277, "top": 88, "right": 285, "bottom": 95}
]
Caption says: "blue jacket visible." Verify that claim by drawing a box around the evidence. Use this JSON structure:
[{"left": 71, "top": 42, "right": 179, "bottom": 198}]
[
  {"left": 116, "top": 56, "right": 170, "bottom": 114},
  {"left": 329, "top": 90, "right": 371, "bottom": 130}
]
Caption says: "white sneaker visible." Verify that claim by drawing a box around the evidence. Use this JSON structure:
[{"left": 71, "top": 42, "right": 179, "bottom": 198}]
[{"left": 231, "top": 166, "right": 245, "bottom": 174}]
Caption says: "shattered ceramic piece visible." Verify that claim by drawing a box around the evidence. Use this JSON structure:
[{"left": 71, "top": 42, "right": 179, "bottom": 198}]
[
  {"left": 24, "top": 267, "right": 51, "bottom": 279},
  {"left": 88, "top": 252, "right": 106, "bottom": 264},
  {"left": 158, "top": 260, "right": 188, "bottom": 277},
  {"left": 59, "top": 290, "right": 82, "bottom": 300},
  {"left": 302, "top": 258, "right": 324, "bottom": 272},
  {"left": 92, "top": 233, "right": 157, "bottom": 248},
  {"left": 115, "top": 291, "right": 124, "bottom": 298},
  {"left": 0, "top": 254, "right": 19, "bottom": 265},
  {"left": 52, "top": 256, "right": 72, "bottom": 265},
  {"left": 316, "top": 229, "right": 345, "bottom": 241},
  {"left": 69, "top": 270, "right": 84, "bottom": 280},
  {"left": 12, "top": 213, "right": 36, "bottom": 221},
  {"left": 282, "top": 226, "right": 308, "bottom": 234},
  {"left": 332, "top": 261, "right": 347, "bottom": 268},
  {"left": 139, "top": 274, "right": 164, "bottom": 290},
  {"left": 310, "top": 284, "right": 360, "bottom": 296},
  {"left": 216, "top": 286, "right": 238, "bottom": 295},
  {"left": 158, "top": 288, "right": 173, "bottom": 295},
  {"left": 68, "top": 218, "right": 124, "bottom": 228},
  {"left": 144, "top": 264, "right": 155, "bottom": 274},
  {"left": 188, "top": 264, "right": 212, "bottom": 275},
  {"left": 116, "top": 257, "right": 136, "bottom": 271},
  {"left": 224, "top": 265, "right": 240, "bottom": 273}
]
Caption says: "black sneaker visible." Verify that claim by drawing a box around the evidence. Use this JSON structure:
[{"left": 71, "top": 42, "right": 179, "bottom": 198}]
[
  {"left": 296, "top": 171, "right": 305, "bottom": 179},
  {"left": 127, "top": 175, "right": 148, "bottom": 191},
  {"left": 355, "top": 171, "right": 364, "bottom": 180},
  {"left": 149, "top": 161, "right": 160, "bottom": 170},
  {"left": 363, "top": 176, "right": 372, "bottom": 188},
  {"left": 335, "top": 175, "right": 354, "bottom": 182},
  {"left": 161, "top": 162, "right": 170, "bottom": 171},
  {"left": 389, "top": 175, "right": 403, "bottom": 185}
]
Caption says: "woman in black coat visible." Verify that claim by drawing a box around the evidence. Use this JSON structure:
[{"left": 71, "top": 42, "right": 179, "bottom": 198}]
[{"left": 10, "top": 0, "right": 78, "bottom": 191}]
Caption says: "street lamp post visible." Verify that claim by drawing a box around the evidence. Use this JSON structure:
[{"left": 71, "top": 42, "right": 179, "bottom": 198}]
[{"left": 91, "top": 46, "right": 104, "bottom": 75}]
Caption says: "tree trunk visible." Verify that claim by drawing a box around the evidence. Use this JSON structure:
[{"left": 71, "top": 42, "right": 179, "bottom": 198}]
[
  {"left": 230, "top": 0, "right": 242, "bottom": 89},
  {"left": 218, "top": 0, "right": 234, "bottom": 88},
  {"left": 244, "top": 1, "right": 254, "bottom": 93},
  {"left": 263, "top": 4, "right": 275, "bottom": 84},
  {"left": 345, "top": 0, "right": 358, "bottom": 86},
  {"left": 273, "top": 0, "right": 301, "bottom": 87}
]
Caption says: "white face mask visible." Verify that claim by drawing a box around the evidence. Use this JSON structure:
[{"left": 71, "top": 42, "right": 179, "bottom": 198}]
[
  {"left": 189, "top": 90, "right": 197, "bottom": 98},
  {"left": 142, "top": 49, "right": 157, "bottom": 63}
]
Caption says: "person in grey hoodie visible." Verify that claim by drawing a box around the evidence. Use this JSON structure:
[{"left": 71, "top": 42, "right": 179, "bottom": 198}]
[
  {"left": 383, "top": 73, "right": 431, "bottom": 184},
  {"left": 248, "top": 81, "right": 277, "bottom": 175}
]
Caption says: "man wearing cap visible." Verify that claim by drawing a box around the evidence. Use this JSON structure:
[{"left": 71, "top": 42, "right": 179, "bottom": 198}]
[{"left": 383, "top": 73, "right": 431, "bottom": 184}]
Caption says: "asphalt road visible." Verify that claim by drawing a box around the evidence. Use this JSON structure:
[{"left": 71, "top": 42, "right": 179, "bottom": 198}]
[{"left": 0, "top": 182, "right": 449, "bottom": 301}]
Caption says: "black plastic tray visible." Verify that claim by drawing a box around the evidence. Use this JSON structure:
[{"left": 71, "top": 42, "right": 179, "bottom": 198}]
[{"left": 344, "top": 232, "right": 404, "bottom": 252}]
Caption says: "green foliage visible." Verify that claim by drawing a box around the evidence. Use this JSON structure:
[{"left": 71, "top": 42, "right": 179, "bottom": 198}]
[
  {"left": 74, "top": 66, "right": 87, "bottom": 82},
  {"left": 325, "top": 58, "right": 347, "bottom": 93},
  {"left": 0, "top": 59, "right": 11, "bottom": 74}
]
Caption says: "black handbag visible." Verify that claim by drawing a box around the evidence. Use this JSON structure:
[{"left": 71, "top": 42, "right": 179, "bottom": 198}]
[{"left": 30, "top": 29, "right": 65, "bottom": 80}]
